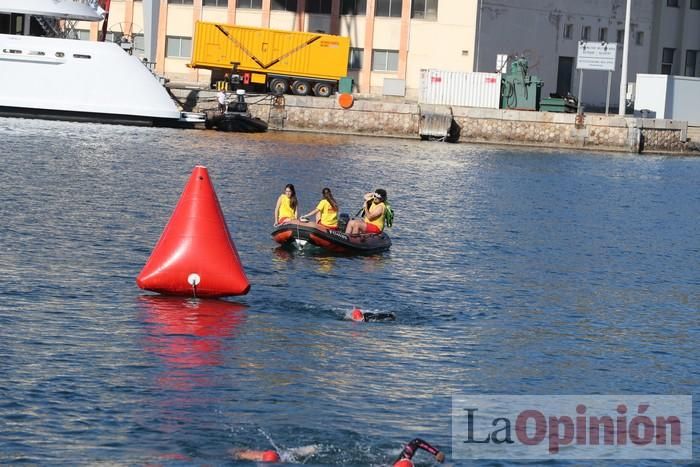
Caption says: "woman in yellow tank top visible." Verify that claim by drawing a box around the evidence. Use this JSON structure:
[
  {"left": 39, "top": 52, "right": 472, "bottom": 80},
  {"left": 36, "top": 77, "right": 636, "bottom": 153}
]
[
  {"left": 345, "top": 189, "right": 387, "bottom": 235},
  {"left": 301, "top": 187, "right": 339, "bottom": 229},
  {"left": 274, "top": 183, "right": 298, "bottom": 225}
]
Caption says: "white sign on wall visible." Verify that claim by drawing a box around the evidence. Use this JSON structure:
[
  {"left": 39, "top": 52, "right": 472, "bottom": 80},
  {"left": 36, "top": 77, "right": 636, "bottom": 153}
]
[{"left": 577, "top": 41, "right": 618, "bottom": 71}]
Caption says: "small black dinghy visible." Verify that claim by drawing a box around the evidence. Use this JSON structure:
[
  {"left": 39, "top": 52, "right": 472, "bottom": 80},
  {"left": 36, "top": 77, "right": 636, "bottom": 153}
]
[
  {"left": 205, "top": 89, "right": 267, "bottom": 133},
  {"left": 271, "top": 219, "right": 391, "bottom": 255}
]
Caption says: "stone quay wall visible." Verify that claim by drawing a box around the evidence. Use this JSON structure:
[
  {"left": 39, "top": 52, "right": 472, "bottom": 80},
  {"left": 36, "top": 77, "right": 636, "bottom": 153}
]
[{"left": 170, "top": 88, "right": 698, "bottom": 154}]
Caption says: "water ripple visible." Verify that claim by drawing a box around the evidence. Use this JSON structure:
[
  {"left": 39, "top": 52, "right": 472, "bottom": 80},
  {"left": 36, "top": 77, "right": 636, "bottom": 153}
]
[{"left": 0, "top": 118, "right": 698, "bottom": 464}]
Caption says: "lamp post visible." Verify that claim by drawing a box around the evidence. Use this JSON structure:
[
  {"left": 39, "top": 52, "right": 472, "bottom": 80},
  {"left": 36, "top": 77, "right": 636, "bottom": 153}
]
[{"left": 618, "top": 0, "right": 632, "bottom": 115}]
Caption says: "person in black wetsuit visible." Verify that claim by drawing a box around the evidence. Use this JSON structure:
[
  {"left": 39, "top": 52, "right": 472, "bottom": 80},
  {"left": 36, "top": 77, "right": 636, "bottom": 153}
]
[
  {"left": 350, "top": 307, "right": 395, "bottom": 322},
  {"left": 393, "top": 438, "right": 445, "bottom": 467}
]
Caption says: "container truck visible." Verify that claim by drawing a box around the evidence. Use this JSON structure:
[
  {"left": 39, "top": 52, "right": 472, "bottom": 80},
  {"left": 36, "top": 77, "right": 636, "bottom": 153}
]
[{"left": 189, "top": 21, "right": 350, "bottom": 97}]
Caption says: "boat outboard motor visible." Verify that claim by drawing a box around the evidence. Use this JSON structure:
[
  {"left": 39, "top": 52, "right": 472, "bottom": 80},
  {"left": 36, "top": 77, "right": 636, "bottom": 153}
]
[
  {"left": 338, "top": 213, "right": 350, "bottom": 232},
  {"left": 230, "top": 89, "right": 248, "bottom": 113},
  {"left": 229, "top": 62, "right": 242, "bottom": 89}
]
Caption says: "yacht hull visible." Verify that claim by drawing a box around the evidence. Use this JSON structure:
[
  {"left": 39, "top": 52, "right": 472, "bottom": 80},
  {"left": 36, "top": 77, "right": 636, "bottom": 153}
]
[{"left": 0, "top": 33, "right": 182, "bottom": 125}]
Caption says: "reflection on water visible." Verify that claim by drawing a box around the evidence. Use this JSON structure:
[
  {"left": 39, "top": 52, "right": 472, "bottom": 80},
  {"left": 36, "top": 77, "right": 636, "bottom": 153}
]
[{"left": 139, "top": 296, "right": 247, "bottom": 391}]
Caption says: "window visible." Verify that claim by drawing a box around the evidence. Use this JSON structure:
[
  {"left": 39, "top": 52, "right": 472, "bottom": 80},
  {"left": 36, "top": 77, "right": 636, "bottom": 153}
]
[
  {"left": 203, "top": 0, "right": 228, "bottom": 6},
  {"left": 667, "top": 0, "right": 678, "bottom": 6},
  {"left": 661, "top": 47, "right": 675, "bottom": 74},
  {"left": 411, "top": 0, "right": 437, "bottom": 20},
  {"left": 598, "top": 27, "right": 607, "bottom": 42},
  {"left": 372, "top": 49, "right": 398, "bottom": 71},
  {"left": 691, "top": 0, "right": 700, "bottom": 9},
  {"left": 348, "top": 47, "right": 363, "bottom": 70},
  {"left": 581, "top": 26, "right": 591, "bottom": 41},
  {"left": 237, "top": 0, "right": 262, "bottom": 8},
  {"left": 0, "top": 14, "right": 9, "bottom": 34},
  {"left": 134, "top": 33, "right": 144, "bottom": 53},
  {"left": 636, "top": 31, "right": 644, "bottom": 46},
  {"left": 166, "top": 36, "right": 192, "bottom": 58},
  {"left": 168, "top": 0, "right": 193, "bottom": 4},
  {"left": 305, "top": 0, "right": 331, "bottom": 14},
  {"left": 563, "top": 24, "right": 573, "bottom": 39},
  {"left": 375, "top": 0, "right": 402, "bottom": 17},
  {"left": 341, "top": 0, "right": 366, "bottom": 15},
  {"left": 272, "top": 0, "right": 297, "bottom": 10},
  {"left": 685, "top": 50, "right": 698, "bottom": 76},
  {"left": 616, "top": 29, "right": 624, "bottom": 43},
  {"left": 75, "top": 29, "right": 90, "bottom": 40},
  {"left": 106, "top": 31, "right": 123, "bottom": 43}
]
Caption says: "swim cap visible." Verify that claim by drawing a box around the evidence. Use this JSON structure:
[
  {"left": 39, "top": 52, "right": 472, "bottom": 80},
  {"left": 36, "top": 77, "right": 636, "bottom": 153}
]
[
  {"left": 351, "top": 308, "right": 363, "bottom": 321},
  {"left": 394, "top": 459, "right": 414, "bottom": 467},
  {"left": 261, "top": 450, "right": 280, "bottom": 462}
]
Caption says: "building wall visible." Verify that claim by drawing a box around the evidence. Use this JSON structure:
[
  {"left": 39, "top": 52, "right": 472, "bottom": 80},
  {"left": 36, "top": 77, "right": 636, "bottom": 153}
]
[
  {"left": 85, "top": 0, "right": 699, "bottom": 104},
  {"left": 92, "top": 0, "right": 474, "bottom": 96},
  {"left": 406, "top": 1, "right": 477, "bottom": 96},
  {"left": 653, "top": 0, "right": 700, "bottom": 77},
  {"left": 475, "top": 0, "right": 655, "bottom": 110}
]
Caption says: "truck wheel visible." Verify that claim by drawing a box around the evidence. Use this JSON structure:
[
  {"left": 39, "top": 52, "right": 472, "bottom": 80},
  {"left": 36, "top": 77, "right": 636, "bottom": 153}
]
[
  {"left": 312, "top": 82, "right": 332, "bottom": 97},
  {"left": 269, "top": 78, "right": 288, "bottom": 95},
  {"left": 291, "top": 80, "right": 311, "bottom": 96}
]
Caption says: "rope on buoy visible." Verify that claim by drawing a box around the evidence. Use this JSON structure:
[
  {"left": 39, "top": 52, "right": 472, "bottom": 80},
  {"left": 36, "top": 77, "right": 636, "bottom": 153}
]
[{"left": 188, "top": 273, "right": 201, "bottom": 298}]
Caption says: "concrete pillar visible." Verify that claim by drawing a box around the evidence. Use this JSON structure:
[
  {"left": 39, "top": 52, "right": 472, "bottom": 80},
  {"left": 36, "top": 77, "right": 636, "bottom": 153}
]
[
  {"left": 125, "top": 0, "right": 134, "bottom": 36},
  {"left": 190, "top": 0, "right": 202, "bottom": 83},
  {"left": 155, "top": 0, "right": 168, "bottom": 74},
  {"left": 397, "top": 0, "right": 410, "bottom": 80},
  {"left": 90, "top": 22, "right": 99, "bottom": 41},
  {"left": 296, "top": 0, "right": 306, "bottom": 31},
  {"left": 227, "top": 0, "right": 237, "bottom": 24},
  {"left": 262, "top": 0, "right": 271, "bottom": 28},
  {"left": 360, "top": 0, "right": 376, "bottom": 92},
  {"left": 330, "top": 0, "right": 340, "bottom": 35}
]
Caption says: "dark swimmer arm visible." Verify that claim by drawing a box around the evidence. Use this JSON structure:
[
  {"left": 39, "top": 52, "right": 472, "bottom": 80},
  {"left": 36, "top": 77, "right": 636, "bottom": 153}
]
[{"left": 395, "top": 438, "right": 444, "bottom": 463}]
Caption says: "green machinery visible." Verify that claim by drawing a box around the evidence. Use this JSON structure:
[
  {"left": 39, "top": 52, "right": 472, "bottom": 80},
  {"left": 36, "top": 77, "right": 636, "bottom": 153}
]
[{"left": 500, "top": 58, "right": 543, "bottom": 111}]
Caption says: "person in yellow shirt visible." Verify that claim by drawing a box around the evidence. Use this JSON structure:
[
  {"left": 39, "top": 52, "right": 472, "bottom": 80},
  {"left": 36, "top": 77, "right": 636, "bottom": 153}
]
[
  {"left": 301, "top": 187, "right": 339, "bottom": 229},
  {"left": 274, "top": 183, "right": 298, "bottom": 225},
  {"left": 345, "top": 189, "right": 387, "bottom": 235}
]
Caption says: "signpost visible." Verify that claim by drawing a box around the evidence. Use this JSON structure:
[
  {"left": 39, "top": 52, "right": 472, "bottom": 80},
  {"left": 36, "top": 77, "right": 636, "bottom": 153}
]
[{"left": 576, "top": 41, "right": 618, "bottom": 115}]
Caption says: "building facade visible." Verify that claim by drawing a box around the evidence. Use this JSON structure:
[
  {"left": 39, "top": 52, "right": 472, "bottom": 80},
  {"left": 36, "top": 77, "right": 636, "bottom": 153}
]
[
  {"left": 474, "top": 0, "right": 699, "bottom": 110},
  {"left": 78, "top": 0, "right": 476, "bottom": 98},
  {"left": 74, "top": 0, "right": 699, "bottom": 107}
]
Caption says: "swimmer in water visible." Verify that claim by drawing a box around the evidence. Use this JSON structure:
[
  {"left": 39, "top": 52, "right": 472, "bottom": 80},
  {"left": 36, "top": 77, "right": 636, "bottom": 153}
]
[
  {"left": 393, "top": 438, "right": 445, "bottom": 467},
  {"left": 231, "top": 445, "right": 318, "bottom": 463},
  {"left": 350, "top": 307, "right": 396, "bottom": 322},
  {"left": 231, "top": 439, "right": 442, "bottom": 465},
  {"left": 231, "top": 449, "right": 280, "bottom": 462}
]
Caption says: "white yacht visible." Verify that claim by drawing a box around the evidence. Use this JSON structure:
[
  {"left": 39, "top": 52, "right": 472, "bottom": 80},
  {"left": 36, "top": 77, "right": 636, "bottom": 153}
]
[{"left": 0, "top": 0, "right": 186, "bottom": 125}]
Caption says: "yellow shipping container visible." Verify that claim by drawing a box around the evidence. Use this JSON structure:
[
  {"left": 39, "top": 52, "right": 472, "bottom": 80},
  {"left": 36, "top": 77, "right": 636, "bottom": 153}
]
[{"left": 190, "top": 21, "right": 350, "bottom": 96}]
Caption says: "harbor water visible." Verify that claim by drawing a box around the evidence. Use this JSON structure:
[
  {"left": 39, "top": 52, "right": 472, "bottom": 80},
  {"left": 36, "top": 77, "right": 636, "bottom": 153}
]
[{"left": 0, "top": 118, "right": 698, "bottom": 465}]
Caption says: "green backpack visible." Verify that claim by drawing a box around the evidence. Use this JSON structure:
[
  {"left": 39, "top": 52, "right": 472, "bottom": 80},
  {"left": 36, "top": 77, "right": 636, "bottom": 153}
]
[{"left": 384, "top": 202, "right": 394, "bottom": 228}]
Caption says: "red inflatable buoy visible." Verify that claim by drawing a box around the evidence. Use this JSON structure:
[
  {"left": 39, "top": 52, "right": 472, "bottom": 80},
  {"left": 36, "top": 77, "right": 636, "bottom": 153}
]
[
  {"left": 261, "top": 450, "right": 280, "bottom": 462},
  {"left": 394, "top": 460, "right": 414, "bottom": 467},
  {"left": 136, "top": 166, "right": 250, "bottom": 297}
]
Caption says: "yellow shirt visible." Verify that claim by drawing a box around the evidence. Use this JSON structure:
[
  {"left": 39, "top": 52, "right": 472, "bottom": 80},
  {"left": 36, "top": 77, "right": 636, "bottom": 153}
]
[
  {"left": 277, "top": 194, "right": 296, "bottom": 221},
  {"left": 316, "top": 199, "right": 338, "bottom": 227},
  {"left": 365, "top": 201, "right": 385, "bottom": 231}
]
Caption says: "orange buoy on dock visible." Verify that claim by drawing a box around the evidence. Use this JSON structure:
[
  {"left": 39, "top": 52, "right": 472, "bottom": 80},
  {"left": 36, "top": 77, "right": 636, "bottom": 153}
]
[
  {"left": 136, "top": 166, "right": 250, "bottom": 297},
  {"left": 338, "top": 93, "right": 354, "bottom": 109}
]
